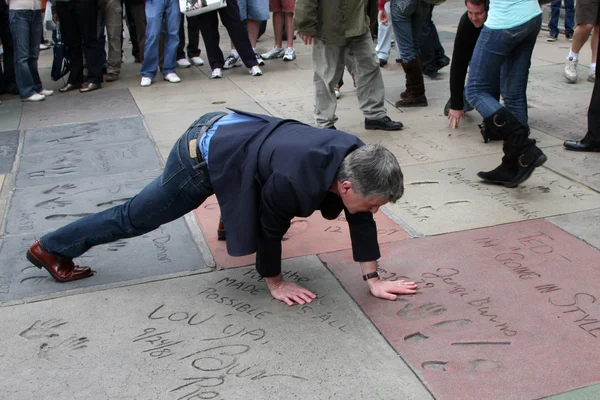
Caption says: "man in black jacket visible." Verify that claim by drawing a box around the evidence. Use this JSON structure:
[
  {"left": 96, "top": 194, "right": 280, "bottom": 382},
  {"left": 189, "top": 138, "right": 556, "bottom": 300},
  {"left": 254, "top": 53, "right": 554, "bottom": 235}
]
[{"left": 26, "top": 110, "right": 417, "bottom": 306}]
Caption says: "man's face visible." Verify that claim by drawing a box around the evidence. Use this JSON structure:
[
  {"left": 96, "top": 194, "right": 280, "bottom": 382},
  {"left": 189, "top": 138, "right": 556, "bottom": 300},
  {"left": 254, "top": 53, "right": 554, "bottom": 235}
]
[
  {"left": 338, "top": 181, "right": 388, "bottom": 214},
  {"left": 466, "top": 1, "right": 487, "bottom": 28}
]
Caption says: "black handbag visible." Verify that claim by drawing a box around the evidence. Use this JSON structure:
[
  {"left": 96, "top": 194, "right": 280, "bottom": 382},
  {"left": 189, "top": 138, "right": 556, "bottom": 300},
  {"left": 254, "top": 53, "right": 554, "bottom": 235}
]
[{"left": 51, "top": 25, "right": 70, "bottom": 81}]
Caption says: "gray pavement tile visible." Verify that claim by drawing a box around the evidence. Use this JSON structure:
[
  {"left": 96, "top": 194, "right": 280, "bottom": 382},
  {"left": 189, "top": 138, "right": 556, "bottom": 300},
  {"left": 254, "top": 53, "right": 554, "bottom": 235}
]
[
  {"left": 0, "top": 219, "right": 206, "bottom": 302},
  {"left": 385, "top": 155, "right": 600, "bottom": 235},
  {"left": 0, "top": 256, "right": 433, "bottom": 400},
  {"left": 528, "top": 93, "right": 588, "bottom": 141},
  {"left": 547, "top": 209, "right": 600, "bottom": 250},
  {"left": 542, "top": 147, "right": 600, "bottom": 192},
  {"left": 15, "top": 139, "right": 162, "bottom": 188},
  {"left": 22, "top": 116, "right": 150, "bottom": 154},
  {"left": 0, "top": 130, "right": 19, "bottom": 174},
  {"left": 0, "top": 99, "right": 22, "bottom": 131},
  {"left": 5, "top": 170, "right": 160, "bottom": 235},
  {"left": 19, "top": 88, "right": 140, "bottom": 129},
  {"left": 542, "top": 384, "right": 600, "bottom": 400}
]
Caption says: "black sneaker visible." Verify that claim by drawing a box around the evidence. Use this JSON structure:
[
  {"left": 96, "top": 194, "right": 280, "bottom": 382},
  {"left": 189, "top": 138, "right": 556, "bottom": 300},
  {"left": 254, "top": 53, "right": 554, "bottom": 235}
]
[{"left": 364, "top": 116, "right": 403, "bottom": 131}]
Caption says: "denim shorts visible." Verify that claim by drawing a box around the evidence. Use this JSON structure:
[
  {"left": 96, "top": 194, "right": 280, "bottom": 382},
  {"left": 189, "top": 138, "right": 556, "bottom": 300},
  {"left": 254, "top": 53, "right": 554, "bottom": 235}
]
[{"left": 238, "top": 0, "right": 269, "bottom": 21}]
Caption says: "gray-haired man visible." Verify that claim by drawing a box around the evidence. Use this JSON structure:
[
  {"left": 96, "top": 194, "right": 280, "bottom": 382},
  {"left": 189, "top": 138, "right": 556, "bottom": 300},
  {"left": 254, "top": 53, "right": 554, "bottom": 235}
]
[{"left": 26, "top": 110, "right": 417, "bottom": 306}]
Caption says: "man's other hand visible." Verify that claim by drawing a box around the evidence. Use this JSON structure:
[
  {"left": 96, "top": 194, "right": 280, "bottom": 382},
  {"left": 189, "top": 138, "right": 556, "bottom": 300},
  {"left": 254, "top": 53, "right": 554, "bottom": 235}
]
[
  {"left": 448, "top": 109, "right": 465, "bottom": 129},
  {"left": 266, "top": 274, "right": 317, "bottom": 306},
  {"left": 369, "top": 279, "right": 417, "bottom": 300},
  {"left": 299, "top": 33, "right": 316, "bottom": 45},
  {"left": 379, "top": 9, "right": 389, "bottom": 25}
]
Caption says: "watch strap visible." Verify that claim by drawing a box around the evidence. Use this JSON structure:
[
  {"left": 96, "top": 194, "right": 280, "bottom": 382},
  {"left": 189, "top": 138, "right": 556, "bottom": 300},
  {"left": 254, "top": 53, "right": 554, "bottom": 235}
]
[{"left": 362, "top": 271, "right": 380, "bottom": 281}]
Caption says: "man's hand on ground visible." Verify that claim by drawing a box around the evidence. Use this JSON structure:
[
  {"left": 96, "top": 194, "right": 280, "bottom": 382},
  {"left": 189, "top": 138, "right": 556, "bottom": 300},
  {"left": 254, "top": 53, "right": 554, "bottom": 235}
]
[
  {"left": 368, "top": 279, "right": 417, "bottom": 301},
  {"left": 265, "top": 274, "right": 316, "bottom": 306},
  {"left": 298, "top": 33, "right": 316, "bottom": 46},
  {"left": 448, "top": 109, "right": 465, "bottom": 129}
]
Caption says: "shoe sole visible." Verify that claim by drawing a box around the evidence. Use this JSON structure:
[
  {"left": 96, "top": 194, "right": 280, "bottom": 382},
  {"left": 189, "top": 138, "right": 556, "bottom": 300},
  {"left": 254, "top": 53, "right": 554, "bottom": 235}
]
[
  {"left": 504, "top": 154, "right": 548, "bottom": 188},
  {"left": 26, "top": 250, "right": 93, "bottom": 282},
  {"left": 364, "top": 124, "right": 404, "bottom": 131},
  {"left": 565, "top": 74, "right": 578, "bottom": 83}
]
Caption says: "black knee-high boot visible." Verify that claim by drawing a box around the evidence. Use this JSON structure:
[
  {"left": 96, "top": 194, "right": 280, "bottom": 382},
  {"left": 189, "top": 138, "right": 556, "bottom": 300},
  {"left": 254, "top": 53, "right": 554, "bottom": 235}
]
[{"left": 477, "top": 108, "right": 547, "bottom": 188}]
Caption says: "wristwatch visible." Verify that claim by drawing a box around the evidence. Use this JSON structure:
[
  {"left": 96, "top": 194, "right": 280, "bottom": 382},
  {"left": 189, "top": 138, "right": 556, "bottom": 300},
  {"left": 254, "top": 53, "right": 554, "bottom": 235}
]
[{"left": 362, "top": 271, "right": 380, "bottom": 281}]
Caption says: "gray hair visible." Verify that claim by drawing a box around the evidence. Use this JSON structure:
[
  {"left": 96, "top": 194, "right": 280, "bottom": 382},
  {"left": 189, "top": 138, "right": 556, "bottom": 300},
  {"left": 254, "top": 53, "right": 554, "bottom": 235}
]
[{"left": 336, "top": 144, "right": 404, "bottom": 202}]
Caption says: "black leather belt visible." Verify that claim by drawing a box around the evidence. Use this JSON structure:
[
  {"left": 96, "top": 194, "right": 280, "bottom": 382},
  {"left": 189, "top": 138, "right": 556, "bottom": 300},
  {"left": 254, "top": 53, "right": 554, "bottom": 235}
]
[{"left": 187, "top": 112, "right": 227, "bottom": 165}]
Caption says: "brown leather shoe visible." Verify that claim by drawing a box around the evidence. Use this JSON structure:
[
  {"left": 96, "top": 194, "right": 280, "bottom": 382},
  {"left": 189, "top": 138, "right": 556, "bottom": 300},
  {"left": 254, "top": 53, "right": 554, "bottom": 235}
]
[{"left": 26, "top": 241, "right": 93, "bottom": 282}]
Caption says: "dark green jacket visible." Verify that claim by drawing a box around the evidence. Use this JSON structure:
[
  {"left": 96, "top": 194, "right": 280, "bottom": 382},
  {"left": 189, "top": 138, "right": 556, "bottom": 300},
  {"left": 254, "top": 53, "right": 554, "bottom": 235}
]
[{"left": 294, "top": 0, "right": 378, "bottom": 46}]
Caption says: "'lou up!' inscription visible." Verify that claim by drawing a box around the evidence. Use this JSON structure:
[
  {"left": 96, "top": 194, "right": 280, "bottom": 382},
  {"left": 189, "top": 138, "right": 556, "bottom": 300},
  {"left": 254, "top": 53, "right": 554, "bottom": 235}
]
[
  {"left": 324, "top": 215, "right": 401, "bottom": 237},
  {"left": 473, "top": 231, "right": 600, "bottom": 339},
  {"left": 133, "top": 305, "right": 307, "bottom": 400}
]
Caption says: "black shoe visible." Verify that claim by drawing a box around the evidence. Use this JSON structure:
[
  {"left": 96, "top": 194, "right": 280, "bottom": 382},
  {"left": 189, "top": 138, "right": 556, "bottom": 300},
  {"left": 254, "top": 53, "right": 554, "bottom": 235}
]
[
  {"left": 379, "top": 58, "right": 387, "bottom": 67},
  {"left": 396, "top": 58, "right": 401, "bottom": 63},
  {"left": 364, "top": 116, "right": 403, "bottom": 131},
  {"left": 423, "top": 70, "right": 439, "bottom": 79},
  {"left": 563, "top": 140, "right": 600, "bottom": 152},
  {"left": 328, "top": 125, "right": 337, "bottom": 130},
  {"left": 79, "top": 82, "right": 101, "bottom": 93},
  {"left": 435, "top": 55, "right": 450, "bottom": 70},
  {"left": 477, "top": 160, "right": 519, "bottom": 185},
  {"left": 505, "top": 145, "right": 547, "bottom": 188}
]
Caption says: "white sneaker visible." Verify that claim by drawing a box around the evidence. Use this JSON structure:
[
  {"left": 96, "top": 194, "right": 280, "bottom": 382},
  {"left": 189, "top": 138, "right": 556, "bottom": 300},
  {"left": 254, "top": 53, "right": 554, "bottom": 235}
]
[
  {"left": 255, "top": 53, "right": 265, "bottom": 66},
  {"left": 223, "top": 54, "right": 242, "bottom": 69},
  {"left": 334, "top": 85, "right": 341, "bottom": 99},
  {"left": 23, "top": 93, "right": 45, "bottom": 102},
  {"left": 261, "top": 46, "right": 284, "bottom": 59},
  {"left": 283, "top": 47, "right": 296, "bottom": 61},
  {"left": 38, "top": 89, "right": 54, "bottom": 96},
  {"left": 589, "top": 68, "right": 596, "bottom": 82},
  {"left": 211, "top": 68, "right": 223, "bottom": 79},
  {"left": 564, "top": 57, "right": 578, "bottom": 83},
  {"left": 190, "top": 56, "right": 205, "bottom": 66},
  {"left": 140, "top": 77, "right": 152, "bottom": 87},
  {"left": 177, "top": 58, "right": 192, "bottom": 68},
  {"left": 250, "top": 65, "right": 263, "bottom": 76},
  {"left": 39, "top": 43, "right": 50, "bottom": 50},
  {"left": 164, "top": 73, "right": 181, "bottom": 83}
]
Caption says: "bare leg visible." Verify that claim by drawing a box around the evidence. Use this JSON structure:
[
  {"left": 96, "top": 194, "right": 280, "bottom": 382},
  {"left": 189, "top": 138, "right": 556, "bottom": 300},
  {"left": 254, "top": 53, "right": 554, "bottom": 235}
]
[
  {"left": 272, "top": 12, "right": 283, "bottom": 48},
  {"left": 247, "top": 19, "right": 259, "bottom": 48},
  {"left": 285, "top": 12, "right": 294, "bottom": 48},
  {"left": 571, "top": 24, "right": 594, "bottom": 53},
  {"left": 592, "top": 25, "right": 599, "bottom": 63}
]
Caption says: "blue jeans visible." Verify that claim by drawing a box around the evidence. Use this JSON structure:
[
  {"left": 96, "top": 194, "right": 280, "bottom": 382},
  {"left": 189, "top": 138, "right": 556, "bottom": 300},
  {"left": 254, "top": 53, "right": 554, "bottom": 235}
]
[
  {"left": 390, "top": 0, "right": 428, "bottom": 64},
  {"left": 549, "top": 0, "right": 574, "bottom": 37},
  {"left": 465, "top": 15, "right": 542, "bottom": 126},
  {"left": 141, "top": 0, "right": 180, "bottom": 78},
  {"left": 8, "top": 9, "right": 42, "bottom": 99},
  {"left": 376, "top": 1, "right": 401, "bottom": 61},
  {"left": 40, "top": 113, "right": 221, "bottom": 260}
]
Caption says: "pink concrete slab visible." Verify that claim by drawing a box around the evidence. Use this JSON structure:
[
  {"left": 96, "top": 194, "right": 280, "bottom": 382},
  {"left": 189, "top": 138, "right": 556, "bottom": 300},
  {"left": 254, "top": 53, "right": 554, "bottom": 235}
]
[
  {"left": 194, "top": 195, "right": 409, "bottom": 268},
  {"left": 320, "top": 220, "right": 600, "bottom": 400}
]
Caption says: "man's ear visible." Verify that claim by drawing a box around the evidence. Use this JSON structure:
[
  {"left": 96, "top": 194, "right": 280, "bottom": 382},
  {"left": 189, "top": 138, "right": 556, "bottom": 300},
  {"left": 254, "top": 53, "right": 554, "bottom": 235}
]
[{"left": 340, "top": 180, "right": 353, "bottom": 194}]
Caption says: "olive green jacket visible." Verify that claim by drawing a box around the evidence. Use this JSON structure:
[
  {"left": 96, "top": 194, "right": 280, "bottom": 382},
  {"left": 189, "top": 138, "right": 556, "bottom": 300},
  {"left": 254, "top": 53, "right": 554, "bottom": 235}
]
[{"left": 294, "top": 0, "right": 379, "bottom": 46}]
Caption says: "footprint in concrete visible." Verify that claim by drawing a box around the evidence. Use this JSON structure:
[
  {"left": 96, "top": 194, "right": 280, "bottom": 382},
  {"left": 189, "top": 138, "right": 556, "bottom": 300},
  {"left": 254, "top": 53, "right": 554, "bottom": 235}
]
[
  {"left": 404, "top": 319, "right": 472, "bottom": 342},
  {"left": 20, "top": 276, "right": 50, "bottom": 286}
]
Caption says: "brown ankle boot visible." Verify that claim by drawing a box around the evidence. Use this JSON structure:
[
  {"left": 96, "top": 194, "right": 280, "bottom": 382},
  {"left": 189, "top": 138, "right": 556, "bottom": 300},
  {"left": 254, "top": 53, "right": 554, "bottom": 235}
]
[{"left": 395, "top": 58, "right": 428, "bottom": 108}]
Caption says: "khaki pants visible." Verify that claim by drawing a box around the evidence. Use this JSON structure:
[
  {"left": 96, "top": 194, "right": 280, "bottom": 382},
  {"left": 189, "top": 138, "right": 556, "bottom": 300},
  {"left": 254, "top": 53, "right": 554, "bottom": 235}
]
[
  {"left": 98, "top": 0, "right": 123, "bottom": 76},
  {"left": 312, "top": 32, "right": 387, "bottom": 128}
]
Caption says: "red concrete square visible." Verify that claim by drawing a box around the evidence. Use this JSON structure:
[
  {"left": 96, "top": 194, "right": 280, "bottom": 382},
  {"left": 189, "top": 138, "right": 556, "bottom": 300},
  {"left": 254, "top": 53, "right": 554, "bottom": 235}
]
[
  {"left": 194, "top": 195, "right": 409, "bottom": 268},
  {"left": 320, "top": 220, "right": 600, "bottom": 400}
]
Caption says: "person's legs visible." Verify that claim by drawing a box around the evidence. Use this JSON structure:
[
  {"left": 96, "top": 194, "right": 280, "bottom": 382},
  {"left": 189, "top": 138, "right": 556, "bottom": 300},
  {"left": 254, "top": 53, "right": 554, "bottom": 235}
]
[
  {"left": 221, "top": 0, "right": 258, "bottom": 68},
  {"left": 272, "top": 12, "right": 283, "bottom": 48},
  {"left": 129, "top": 2, "right": 146, "bottom": 62},
  {"left": 177, "top": 13, "right": 187, "bottom": 60},
  {"left": 376, "top": 1, "right": 393, "bottom": 62},
  {"left": 313, "top": 38, "right": 344, "bottom": 128},
  {"left": 141, "top": 0, "right": 165, "bottom": 79},
  {"left": 246, "top": 19, "right": 260, "bottom": 48},
  {"left": 102, "top": 0, "right": 123, "bottom": 77},
  {"left": 74, "top": 0, "right": 103, "bottom": 85},
  {"left": 187, "top": 15, "right": 201, "bottom": 58},
  {"left": 548, "top": 0, "right": 560, "bottom": 38},
  {"left": 564, "top": 0, "right": 575, "bottom": 36},
  {"left": 198, "top": 10, "right": 224, "bottom": 70},
  {"left": 501, "top": 16, "right": 541, "bottom": 126},
  {"left": 162, "top": 0, "right": 180, "bottom": 76},
  {"left": 390, "top": 0, "right": 420, "bottom": 64},
  {"left": 9, "top": 10, "right": 37, "bottom": 99},
  {"left": 345, "top": 32, "right": 387, "bottom": 121},
  {"left": 284, "top": 11, "right": 294, "bottom": 48},
  {"left": 0, "top": 2, "right": 17, "bottom": 94},
  {"left": 40, "top": 124, "right": 215, "bottom": 260},
  {"left": 27, "top": 9, "right": 43, "bottom": 94},
  {"left": 124, "top": 1, "right": 140, "bottom": 61},
  {"left": 56, "top": 2, "right": 84, "bottom": 86}
]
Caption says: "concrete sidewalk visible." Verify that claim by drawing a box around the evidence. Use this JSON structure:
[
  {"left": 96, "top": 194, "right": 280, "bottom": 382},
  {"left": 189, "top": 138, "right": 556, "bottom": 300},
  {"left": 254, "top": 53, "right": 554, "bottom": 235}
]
[{"left": 1, "top": 2, "right": 599, "bottom": 399}]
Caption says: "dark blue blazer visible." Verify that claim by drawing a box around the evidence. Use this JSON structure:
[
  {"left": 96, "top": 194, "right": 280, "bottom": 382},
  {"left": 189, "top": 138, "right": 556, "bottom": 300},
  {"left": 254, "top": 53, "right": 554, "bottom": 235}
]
[{"left": 208, "top": 109, "right": 380, "bottom": 277}]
